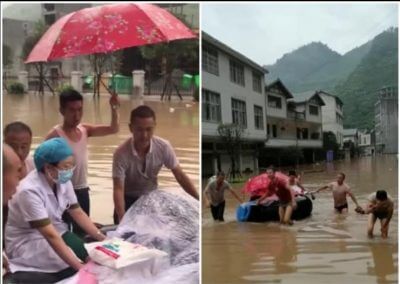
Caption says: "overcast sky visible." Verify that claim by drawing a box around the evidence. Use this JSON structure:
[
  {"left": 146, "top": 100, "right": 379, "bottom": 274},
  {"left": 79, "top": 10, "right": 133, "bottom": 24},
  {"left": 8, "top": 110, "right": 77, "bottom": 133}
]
[{"left": 202, "top": 3, "right": 398, "bottom": 65}]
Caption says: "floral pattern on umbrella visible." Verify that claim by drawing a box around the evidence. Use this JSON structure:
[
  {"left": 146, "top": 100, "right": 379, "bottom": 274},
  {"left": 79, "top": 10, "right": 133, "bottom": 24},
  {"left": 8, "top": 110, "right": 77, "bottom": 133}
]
[{"left": 26, "top": 3, "right": 196, "bottom": 63}]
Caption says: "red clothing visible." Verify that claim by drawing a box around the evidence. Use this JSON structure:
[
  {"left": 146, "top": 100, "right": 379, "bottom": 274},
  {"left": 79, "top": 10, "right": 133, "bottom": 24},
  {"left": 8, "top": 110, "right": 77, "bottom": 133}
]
[{"left": 267, "top": 177, "right": 291, "bottom": 202}]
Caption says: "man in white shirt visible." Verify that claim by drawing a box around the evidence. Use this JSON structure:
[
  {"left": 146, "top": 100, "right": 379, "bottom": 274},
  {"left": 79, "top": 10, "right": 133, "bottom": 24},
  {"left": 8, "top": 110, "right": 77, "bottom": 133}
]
[{"left": 113, "top": 105, "right": 199, "bottom": 224}]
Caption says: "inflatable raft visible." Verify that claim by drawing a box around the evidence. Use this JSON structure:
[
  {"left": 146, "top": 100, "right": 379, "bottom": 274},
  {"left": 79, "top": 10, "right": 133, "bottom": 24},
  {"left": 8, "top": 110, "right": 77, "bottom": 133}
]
[{"left": 236, "top": 195, "right": 313, "bottom": 222}]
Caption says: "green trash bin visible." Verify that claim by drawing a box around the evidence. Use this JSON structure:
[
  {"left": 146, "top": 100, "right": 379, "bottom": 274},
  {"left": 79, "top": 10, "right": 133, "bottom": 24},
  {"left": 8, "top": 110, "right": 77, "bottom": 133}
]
[
  {"left": 109, "top": 74, "right": 133, "bottom": 94},
  {"left": 83, "top": 75, "right": 94, "bottom": 89},
  {"left": 182, "top": 74, "right": 193, "bottom": 89},
  {"left": 194, "top": 75, "right": 199, "bottom": 88}
]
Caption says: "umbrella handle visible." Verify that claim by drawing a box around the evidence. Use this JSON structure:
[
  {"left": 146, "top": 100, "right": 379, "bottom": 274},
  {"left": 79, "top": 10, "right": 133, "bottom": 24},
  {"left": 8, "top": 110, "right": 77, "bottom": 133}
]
[{"left": 99, "top": 77, "right": 117, "bottom": 96}]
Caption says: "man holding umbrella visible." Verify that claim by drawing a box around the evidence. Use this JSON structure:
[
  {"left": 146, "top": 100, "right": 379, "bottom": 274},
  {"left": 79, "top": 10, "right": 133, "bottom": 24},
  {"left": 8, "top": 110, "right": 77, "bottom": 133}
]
[{"left": 46, "top": 89, "right": 120, "bottom": 234}]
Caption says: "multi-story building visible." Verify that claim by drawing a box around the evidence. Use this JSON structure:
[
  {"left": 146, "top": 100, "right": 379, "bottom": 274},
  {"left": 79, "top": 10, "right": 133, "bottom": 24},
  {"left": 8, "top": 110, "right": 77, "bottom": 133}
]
[
  {"left": 157, "top": 3, "right": 199, "bottom": 30},
  {"left": 2, "top": 18, "right": 36, "bottom": 77},
  {"left": 343, "top": 128, "right": 359, "bottom": 147},
  {"left": 262, "top": 83, "right": 324, "bottom": 164},
  {"left": 375, "top": 86, "right": 398, "bottom": 154},
  {"left": 358, "top": 130, "right": 375, "bottom": 155},
  {"left": 202, "top": 32, "right": 268, "bottom": 176},
  {"left": 265, "top": 84, "right": 324, "bottom": 149},
  {"left": 317, "top": 91, "right": 344, "bottom": 147}
]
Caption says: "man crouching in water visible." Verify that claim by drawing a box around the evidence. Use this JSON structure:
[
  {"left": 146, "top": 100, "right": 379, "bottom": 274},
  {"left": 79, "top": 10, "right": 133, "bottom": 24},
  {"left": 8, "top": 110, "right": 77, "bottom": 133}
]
[{"left": 364, "top": 190, "right": 394, "bottom": 239}]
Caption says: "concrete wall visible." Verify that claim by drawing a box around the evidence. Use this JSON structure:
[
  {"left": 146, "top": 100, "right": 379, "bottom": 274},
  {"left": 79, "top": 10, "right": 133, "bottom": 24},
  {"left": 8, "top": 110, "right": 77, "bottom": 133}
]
[
  {"left": 304, "top": 102, "right": 322, "bottom": 124},
  {"left": 320, "top": 93, "right": 344, "bottom": 146},
  {"left": 379, "top": 98, "right": 398, "bottom": 153},
  {"left": 202, "top": 45, "right": 267, "bottom": 141}
]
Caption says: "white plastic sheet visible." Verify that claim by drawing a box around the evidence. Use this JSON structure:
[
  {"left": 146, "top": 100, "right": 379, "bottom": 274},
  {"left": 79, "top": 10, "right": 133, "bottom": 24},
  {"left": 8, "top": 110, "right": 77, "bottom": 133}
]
[{"left": 58, "top": 189, "right": 199, "bottom": 284}]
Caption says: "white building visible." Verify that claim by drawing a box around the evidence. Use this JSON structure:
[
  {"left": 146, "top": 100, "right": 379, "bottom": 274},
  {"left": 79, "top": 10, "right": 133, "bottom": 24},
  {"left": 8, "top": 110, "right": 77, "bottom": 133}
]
[
  {"left": 202, "top": 32, "right": 268, "bottom": 177},
  {"left": 317, "top": 91, "right": 344, "bottom": 147},
  {"left": 266, "top": 82, "right": 324, "bottom": 150},
  {"left": 358, "top": 130, "right": 375, "bottom": 155},
  {"left": 375, "top": 86, "right": 398, "bottom": 154},
  {"left": 343, "top": 129, "right": 359, "bottom": 146}
]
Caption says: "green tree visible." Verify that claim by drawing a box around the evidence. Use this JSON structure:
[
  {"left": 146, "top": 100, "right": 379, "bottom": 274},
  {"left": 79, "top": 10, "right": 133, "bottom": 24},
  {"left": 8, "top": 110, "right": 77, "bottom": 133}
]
[
  {"left": 21, "top": 20, "right": 49, "bottom": 95},
  {"left": 139, "top": 14, "right": 198, "bottom": 100},
  {"left": 88, "top": 51, "right": 123, "bottom": 97},
  {"left": 217, "top": 123, "right": 244, "bottom": 181},
  {"left": 3, "top": 44, "right": 13, "bottom": 92},
  {"left": 3, "top": 44, "right": 13, "bottom": 67}
]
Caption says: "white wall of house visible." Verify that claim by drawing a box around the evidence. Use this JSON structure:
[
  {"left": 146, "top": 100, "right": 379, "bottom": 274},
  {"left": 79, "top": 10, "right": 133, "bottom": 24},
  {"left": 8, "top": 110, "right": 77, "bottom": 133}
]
[
  {"left": 266, "top": 88, "right": 288, "bottom": 119},
  {"left": 305, "top": 102, "right": 322, "bottom": 124},
  {"left": 358, "top": 133, "right": 371, "bottom": 146},
  {"left": 202, "top": 46, "right": 267, "bottom": 142},
  {"left": 319, "top": 93, "right": 344, "bottom": 146}
]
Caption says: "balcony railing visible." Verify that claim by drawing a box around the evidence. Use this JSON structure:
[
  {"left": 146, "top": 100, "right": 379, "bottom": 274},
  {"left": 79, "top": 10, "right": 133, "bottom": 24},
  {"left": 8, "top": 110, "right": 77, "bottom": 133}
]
[{"left": 288, "top": 111, "right": 305, "bottom": 120}]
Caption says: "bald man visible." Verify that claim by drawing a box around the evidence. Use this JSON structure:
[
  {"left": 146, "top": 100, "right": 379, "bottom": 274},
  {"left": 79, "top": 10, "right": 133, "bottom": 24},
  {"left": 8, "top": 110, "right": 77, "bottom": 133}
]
[
  {"left": 3, "top": 144, "right": 22, "bottom": 274},
  {"left": 3, "top": 144, "right": 22, "bottom": 204}
]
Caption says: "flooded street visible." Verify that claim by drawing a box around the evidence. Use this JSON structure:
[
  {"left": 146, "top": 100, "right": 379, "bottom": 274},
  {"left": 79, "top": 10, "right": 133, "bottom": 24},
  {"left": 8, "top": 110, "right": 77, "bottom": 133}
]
[
  {"left": 203, "top": 156, "right": 398, "bottom": 283},
  {"left": 4, "top": 93, "right": 199, "bottom": 224}
]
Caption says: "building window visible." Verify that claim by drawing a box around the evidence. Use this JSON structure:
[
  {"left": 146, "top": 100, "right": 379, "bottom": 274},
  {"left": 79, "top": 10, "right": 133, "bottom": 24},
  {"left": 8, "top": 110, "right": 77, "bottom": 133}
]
[
  {"left": 43, "top": 4, "right": 55, "bottom": 11},
  {"left": 272, "top": 125, "right": 277, "bottom": 138},
  {"left": 336, "top": 113, "right": 343, "bottom": 124},
  {"left": 45, "top": 14, "right": 56, "bottom": 25},
  {"left": 267, "top": 123, "right": 270, "bottom": 135},
  {"left": 302, "top": 128, "right": 309, "bottom": 139},
  {"left": 202, "top": 89, "right": 221, "bottom": 123},
  {"left": 229, "top": 60, "right": 245, "bottom": 86},
  {"left": 202, "top": 45, "right": 219, "bottom": 75},
  {"left": 298, "top": 128, "right": 308, "bottom": 139},
  {"left": 311, "top": 132, "right": 320, "bottom": 140},
  {"left": 268, "top": 95, "right": 282, "bottom": 109},
  {"left": 231, "top": 98, "right": 247, "bottom": 127},
  {"left": 309, "top": 105, "right": 319, "bottom": 116},
  {"left": 297, "top": 128, "right": 301, "bottom": 139},
  {"left": 252, "top": 72, "right": 262, "bottom": 93},
  {"left": 254, "top": 105, "right": 264, "bottom": 130}
]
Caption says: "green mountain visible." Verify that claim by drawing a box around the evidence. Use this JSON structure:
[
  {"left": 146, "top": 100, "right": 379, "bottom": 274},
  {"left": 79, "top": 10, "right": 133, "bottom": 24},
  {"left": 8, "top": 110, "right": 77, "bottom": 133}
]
[
  {"left": 266, "top": 42, "right": 341, "bottom": 91},
  {"left": 265, "top": 27, "right": 398, "bottom": 129},
  {"left": 334, "top": 28, "right": 398, "bottom": 129}
]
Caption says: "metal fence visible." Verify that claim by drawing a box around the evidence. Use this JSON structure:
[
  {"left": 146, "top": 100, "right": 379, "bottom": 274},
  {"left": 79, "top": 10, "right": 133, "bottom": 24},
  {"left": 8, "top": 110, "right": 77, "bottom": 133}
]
[{"left": 5, "top": 74, "right": 199, "bottom": 98}]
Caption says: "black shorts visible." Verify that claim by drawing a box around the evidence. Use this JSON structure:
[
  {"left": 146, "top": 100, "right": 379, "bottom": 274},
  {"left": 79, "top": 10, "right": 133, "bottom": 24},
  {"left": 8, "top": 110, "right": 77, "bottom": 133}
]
[
  {"left": 335, "top": 203, "right": 348, "bottom": 213},
  {"left": 373, "top": 211, "right": 389, "bottom": 220}
]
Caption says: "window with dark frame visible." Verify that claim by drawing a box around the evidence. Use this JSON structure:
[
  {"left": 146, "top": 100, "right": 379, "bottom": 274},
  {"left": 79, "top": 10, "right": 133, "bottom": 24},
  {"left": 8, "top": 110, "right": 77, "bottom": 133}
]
[
  {"left": 202, "top": 45, "right": 219, "bottom": 75},
  {"left": 254, "top": 105, "right": 264, "bottom": 130},
  {"left": 252, "top": 72, "right": 262, "bottom": 93},
  {"left": 268, "top": 95, "right": 282, "bottom": 109},
  {"left": 202, "top": 89, "right": 221, "bottom": 123},
  {"left": 309, "top": 105, "right": 319, "bottom": 116},
  {"left": 231, "top": 98, "right": 247, "bottom": 127},
  {"left": 229, "top": 59, "right": 245, "bottom": 86}
]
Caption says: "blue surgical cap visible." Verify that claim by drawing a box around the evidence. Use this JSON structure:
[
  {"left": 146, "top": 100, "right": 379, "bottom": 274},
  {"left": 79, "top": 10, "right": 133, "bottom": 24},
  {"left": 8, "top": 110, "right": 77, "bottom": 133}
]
[{"left": 34, "top": 137, "right": 73, "bottom": 170}]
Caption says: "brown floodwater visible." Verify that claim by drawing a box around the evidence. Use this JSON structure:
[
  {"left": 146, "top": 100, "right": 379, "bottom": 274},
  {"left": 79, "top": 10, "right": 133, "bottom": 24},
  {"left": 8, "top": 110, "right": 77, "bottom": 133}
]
[
  {"left": 202, "top": 156, "right": 398, "bottom": 284},
  {"left": 4, "top": 93, "right": 199, "bottom": 224}
]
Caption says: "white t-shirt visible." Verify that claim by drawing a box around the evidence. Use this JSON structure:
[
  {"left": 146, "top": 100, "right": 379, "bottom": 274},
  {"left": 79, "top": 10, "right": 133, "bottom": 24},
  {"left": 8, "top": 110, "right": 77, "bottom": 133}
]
[
  {"left": 25, "top": 156, "right": 35, "bottom": 173},
  {"left": 113, "top": 136, "right": 178, "bottom": 199},
  {"left": 5, "top": 170, "right": 79, "bottom": 273}
]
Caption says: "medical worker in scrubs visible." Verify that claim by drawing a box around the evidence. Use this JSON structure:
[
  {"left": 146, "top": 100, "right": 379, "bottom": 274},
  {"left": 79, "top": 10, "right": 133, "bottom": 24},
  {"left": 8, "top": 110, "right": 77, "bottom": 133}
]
[{"left": 4, "top": 138, "right": 106, "bottom": 283}]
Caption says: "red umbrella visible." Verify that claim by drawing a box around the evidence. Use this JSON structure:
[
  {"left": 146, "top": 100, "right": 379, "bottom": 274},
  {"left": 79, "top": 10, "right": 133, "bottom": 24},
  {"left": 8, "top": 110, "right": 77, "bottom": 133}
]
[
  {"left": 242, "top": 172, "right": 289, "bottom": 197},
  {"left": 25, "top": 3, "right": 196, "bottom": 63}
]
